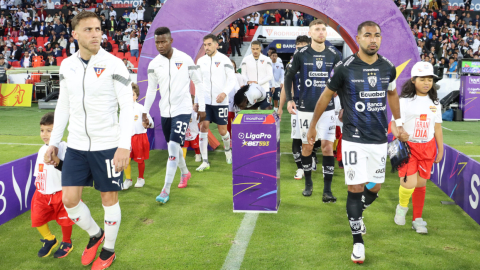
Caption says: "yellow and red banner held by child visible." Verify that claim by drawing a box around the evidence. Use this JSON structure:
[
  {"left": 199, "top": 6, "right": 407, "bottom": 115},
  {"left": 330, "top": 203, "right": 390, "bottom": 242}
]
[{"left": 0, "top": 84, "right": 33, "bottom": 107}]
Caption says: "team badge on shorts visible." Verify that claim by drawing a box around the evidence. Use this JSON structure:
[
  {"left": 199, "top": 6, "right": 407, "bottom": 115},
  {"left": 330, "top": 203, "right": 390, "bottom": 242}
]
[
  {"left": 347, "top": 167, "right": 355, "bottom": 181},
  {"left": 368, "top": 72, "right": 377, "bottom": 87},
  {"left": 175, "top": 62, "right": 183, "bottom": 69},
  {"left": 93, "top": 66, "right": 106, "bottom": 78}
]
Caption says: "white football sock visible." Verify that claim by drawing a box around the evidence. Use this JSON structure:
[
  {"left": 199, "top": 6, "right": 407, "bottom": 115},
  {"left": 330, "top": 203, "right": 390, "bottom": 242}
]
[
  {"left": 164, "top": 141, "right": 180, "bottom": 194},
  {"left": 221, "top": 132, "right": 231, "bottom": 151},
  {"left": 65, "top": 201, "right": 101, "bottom": 237},
  {"left": 177, "top": 147, "right": 189, "bottom": 175},
  {"left": 103, "top": 202, "right": 121, "bottom": 251},
  {"left": 199, "top": 132, "right": 209, "bottom": 162},
  {"left": 274, "top": 107, "right": 278, "bottom": 113}
]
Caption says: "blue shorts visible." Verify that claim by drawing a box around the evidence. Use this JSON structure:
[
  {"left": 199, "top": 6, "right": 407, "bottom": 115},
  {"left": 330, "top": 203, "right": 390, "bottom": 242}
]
[
  {"left": 273, "top": 87, "right": 281, "bottom": 101},
  {"left": 62, "top": 147, "right": 123, "bottom": 192},
  {"left": 205, "top": 104, "right": 228, "bottom": 125},
  {"left": 161, "top": 114, "right": 190, "bottom": 146},
  {"left": 256, "top": 98, "right": 271, "bottom": 110}
]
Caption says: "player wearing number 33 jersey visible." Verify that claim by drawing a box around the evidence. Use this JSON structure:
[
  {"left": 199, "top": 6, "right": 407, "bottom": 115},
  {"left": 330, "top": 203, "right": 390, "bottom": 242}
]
[{"left": 144, "top": 27, "right": 207, "bottom": 204}]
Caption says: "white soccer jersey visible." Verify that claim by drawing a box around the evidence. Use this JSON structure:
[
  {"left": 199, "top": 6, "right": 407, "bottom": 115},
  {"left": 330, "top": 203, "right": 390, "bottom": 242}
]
[
  {"left": 185, "top": 110, "right": 199, "bottom": 141},
  {"left": 144, "top": 48, "right": 206, "bottom": 117},
  {"left": 241, "top": 54, "right": 273, "bottom": 93},
  {"left": 132, "top": 102, "right": 153, "bottom": 135},
  {"left": 270, "top": 61, "right": 284, "bottom": 88},
  {"left": 228, "top": 73, "right": 246, "bottom": 112},
  {"left": 34, "top": 142, "right": 67, "bottom": 195},
  {"left": 50, "top": 48, "right": 133, "bottom": 151},
  {"left": 397, "top": 96, "right": 442, "bottom": 142},
  {"left": 197, "top": 51, "right": 236, "bottom": 106},
  {"left": 245, "top": 83, "right": 266, "bottom": 108}
]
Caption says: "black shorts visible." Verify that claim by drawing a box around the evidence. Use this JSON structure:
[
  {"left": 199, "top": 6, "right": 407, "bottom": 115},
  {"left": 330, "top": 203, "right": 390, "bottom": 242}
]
[
  {"left": 161, "top": 114, "right": 191, "bottom": 146},
  {"left": 273, "top": 87, "right": 281, "bottom": 101},
  {"left": 62, "top": 147, "right": 123, "bottom": 192},
  {"left": 205, "top": 104, "right": 228, "bottom": 125},
  {"left": 256, "top": 98, "right": 271, "bottom": 110}
]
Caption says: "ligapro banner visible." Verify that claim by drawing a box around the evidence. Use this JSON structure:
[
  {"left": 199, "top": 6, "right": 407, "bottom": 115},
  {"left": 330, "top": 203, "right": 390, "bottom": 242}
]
[
  {"left": 402, "top": 0, "right": 480, "bottom": 10},
  {"left": 261, "top": 26, "right": 342, "bottom": 40}
]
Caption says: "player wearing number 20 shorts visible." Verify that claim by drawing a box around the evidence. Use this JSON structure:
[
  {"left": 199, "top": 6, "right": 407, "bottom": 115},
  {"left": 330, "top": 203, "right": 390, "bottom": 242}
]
[
  {"left": 144, "top": 27, "right": 207, "bottom": 204},
  {"left": 306, "top": 21, "right": 406, "bottom": 264}
]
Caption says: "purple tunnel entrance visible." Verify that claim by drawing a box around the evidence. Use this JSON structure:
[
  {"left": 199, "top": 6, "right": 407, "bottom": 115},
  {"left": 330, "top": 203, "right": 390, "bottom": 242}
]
[{"left": 137, "top": 0, "right": 419, "bottom": 149}]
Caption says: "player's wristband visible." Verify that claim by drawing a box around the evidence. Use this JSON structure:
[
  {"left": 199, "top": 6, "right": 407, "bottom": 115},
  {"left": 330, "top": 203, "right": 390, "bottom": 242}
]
[{"left": 395, "top": 119, "right": 403, "bottom": 127}]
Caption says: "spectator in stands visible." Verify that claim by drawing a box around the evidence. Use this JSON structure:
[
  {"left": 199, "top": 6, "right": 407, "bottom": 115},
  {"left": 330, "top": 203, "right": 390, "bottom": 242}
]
[
  {"left": 274, "top": 10, "right": 281, "bottom": 25},
  {"left": 66, "top": 36, "right": 77, "bottom": 56},
  {"left": 20, "top": 40, "right": 29, "bottom": 51},
  {"left": 54, "top": 18, "right": 65, "bottom": 38},
  {"left": 140, "top": 23, "right": 148, "bottom": 43},
  {"left": 44, "top": 42, "right": 52, "bottom": 55},
  {"left": 52, "top": 43, "right": 62, "bottom": 57},
  {"left": 9, "top": 44, "right": 22, "bottom": 62},
  {"left": 137, "top": 5, "right": 144, "bottom": 24},
  {"left": 441, "top": 0, "right": 449, "bottom": 10},
  {"left": 118, "top": 16, "right": 127, "bottom": 31},
  {"left": 284, "top": 9, "right": 292, "bottom": 26},
  {"left": 122, "top": 9, "right": 129, "bottom": 22},
  {"left": 109, "top": 6, "right": 116, "bottom": 18},
  {"left": 100, "top": 38, "right": 112, "bottom": 52},
  {"left": 129, "top": 8, "right": 138, "bottom": 24},
  {"left": 122, "top": 58, "right": 134, "bottom": 73},
  {"left": 46, "top": 0, "right": 54, "bottom": 9},
  {"left": 65, "top": 22, "right": 71, "bottom": 36},
  {"left": 107, "top": 15, "right": 116, "bottom": 37},
  {"left": 0, "top": 55, "right": 12, "bottom": 83},
  {"left": 129, "top": 32, "right": 139, "bottom": 57},
  {"left": 45, "top": 13, "right": 53, "bottom": 24},
  {"left": 297, "top": 15, "right": 306, "bottom": 26},
  {"left": 20, "top": 51, "right": 33, "bottom": 67},
  {"left": 151, "top": 7, "right": 159, "bottom": 18},
  {"left": 218, "top": 34, "right": 228, "bottom": 55},
  {"left": 122, "top": 30, "right": 130, "bottom": 44},
  {"left": 113, "top": 30, "right": 123, "bottom": 44},
  {"left": 100, "top": 6, "right": 109, "bottom": 18},
  {"left": 118, "top": 40, "right": 128, "bottom": 53},
  {"left": 155, "top": 0, "right": 162, "bottom": 8}
]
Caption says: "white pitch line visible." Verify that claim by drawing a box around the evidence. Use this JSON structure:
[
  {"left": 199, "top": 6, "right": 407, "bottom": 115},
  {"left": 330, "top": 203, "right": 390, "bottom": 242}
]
[
  {"left": 221, "top": 213, "right": 259, "bottom": 270},
  {"left": 442, "top": 127, "right": 468, "bottom": 132},
  {"left": 469, "top": 155, "right": 480, "bottom": 157},
  {"left": 0, "top": 142, "right": 43, "bottom": 146}
]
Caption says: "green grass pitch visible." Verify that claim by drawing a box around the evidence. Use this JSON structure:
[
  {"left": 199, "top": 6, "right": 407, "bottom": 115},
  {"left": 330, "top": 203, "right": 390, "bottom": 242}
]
[{"left": 0, "top": 104, "right": 479, "bottom": 269}]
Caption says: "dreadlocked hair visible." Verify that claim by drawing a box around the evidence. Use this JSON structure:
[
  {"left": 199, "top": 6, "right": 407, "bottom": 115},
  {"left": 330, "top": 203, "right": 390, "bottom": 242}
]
[{"left": 400, "top": 76, "right": 439, "bottom": 105}]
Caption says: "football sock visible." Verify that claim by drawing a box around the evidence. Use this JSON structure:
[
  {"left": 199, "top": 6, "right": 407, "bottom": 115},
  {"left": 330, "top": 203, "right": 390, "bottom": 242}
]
[
  {"left": 292, "top": 139, "right": 302, "bottom": 169},
  {"left": 103, "top": 202, "right": 121, "bottom": 252},
  {"left": 362, "top": 187, "right": 379, "bottom": 212},
  {"left": 164, "top": 141, "right": 180, "bottom": 194},
  {"left": 61, "top": 225, "right": 72, "bottom": 244},
  {"left": 182, "top": 147, "right": 187, "bottom": 158},
  {"left": 177, "top": 146, "right": 189, "bottom": 175},
  {"left": 412, "top": 186, "right": 426, "bottom": 221},
  {"left": 65, "top": 201, "right": 101, "bottom": 237},
  {"left": 301, "top": 155, "right": 313, "bottom": 188},
  {"left": 274, "top": 107, "right": 278, "bottom": 113},
  {"left": 37, "top": 224, "right": 55, "bottom": 241},
  {"left": 124, "top": 159, "right": 131, "bottom": 179},
  {"left": 312, "top": 140, "right": 321, "bottom": 163},
  {"left": 322, "top": 156, "right": 335, "bottom": 194},
  {"left": 137, "top": 160, "right": 145, "bottom": 179},
  {"left": 399, "top": 185, "right": 415, "bottom": 208},
  {"left": 347, "top": 191, "right": 364, "bottom": 244},
  {"left": 199, "top": 132, "right": 209, "bottom": 162},
  {"left": 194, "top": 147, "right": 200, "bottom": 155},
  {"left": 222, "top": 132, "right": 231, "bottom": 151}
]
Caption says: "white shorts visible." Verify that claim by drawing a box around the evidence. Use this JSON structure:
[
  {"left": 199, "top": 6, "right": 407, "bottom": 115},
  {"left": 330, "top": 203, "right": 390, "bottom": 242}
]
[
  {"left": 290, "top": 110, "right": 301, "bottom": 139},
  {"left": 297, "top": 110, "right": 336, "bottom": 144},
  {"left": 342, "top": 140, "right": 388, "bottom": 185}
]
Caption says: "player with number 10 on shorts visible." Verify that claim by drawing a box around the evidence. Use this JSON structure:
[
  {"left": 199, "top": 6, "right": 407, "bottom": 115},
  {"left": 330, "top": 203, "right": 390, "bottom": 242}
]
[
  {"left": 143, "top": 27, "right": 207, "bottom": 204},
  {"left": 306, "top": 21, "right": 409, "bottom": 264}
]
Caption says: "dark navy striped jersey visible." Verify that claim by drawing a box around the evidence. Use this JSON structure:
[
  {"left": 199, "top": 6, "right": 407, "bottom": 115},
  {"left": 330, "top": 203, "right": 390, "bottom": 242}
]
[
  {"left": 327, "top": 53, "right": 397, "bottom": 144},
  {"left": 288, "top": 45, "right": 342, "bottom": 112}
]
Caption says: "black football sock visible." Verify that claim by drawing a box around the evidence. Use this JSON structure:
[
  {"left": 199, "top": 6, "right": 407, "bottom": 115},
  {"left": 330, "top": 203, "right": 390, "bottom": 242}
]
[
  {"left": 301, "top": 155, "right": 313, "bottom": 189},
  {"left": 347, "top": 191, "right": 364, "bottom": 244},
  {"left": 312, "top": 140, "right": 321, "bottom": 164},
  {"left": 292, "top": 139, "right": 303, "bottom": 169},
  {"left": 322, "top": 156, "right": 335, "bottom": 194},
  {"left": 362, "top": 187, "right": 379, "bottom": 212}
]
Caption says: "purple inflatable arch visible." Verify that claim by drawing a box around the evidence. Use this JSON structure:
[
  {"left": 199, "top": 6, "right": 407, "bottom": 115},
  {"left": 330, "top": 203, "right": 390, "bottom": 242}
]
[{"left": 137, "top": 0, "right": 420, "bottom": 150}]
